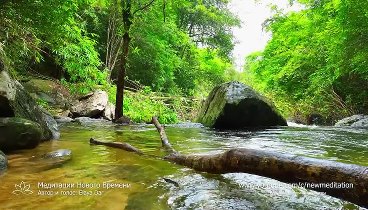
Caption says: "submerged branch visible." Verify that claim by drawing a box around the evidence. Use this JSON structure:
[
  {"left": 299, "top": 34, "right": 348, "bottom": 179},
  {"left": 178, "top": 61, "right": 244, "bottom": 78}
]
[
  {"left": 89, "top": 138, "right": 143, "bottom": 155},
  {"left": 151, "top": 116, "right": 177, "bottom": 154}
]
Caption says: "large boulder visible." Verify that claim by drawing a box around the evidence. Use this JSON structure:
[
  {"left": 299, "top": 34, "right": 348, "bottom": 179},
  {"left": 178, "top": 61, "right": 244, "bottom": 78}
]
[
  {"left": 0, "top": 70, "right": 59, "bottom": 140},
  {"left": 335, "top": 115, "right": 368, "bottom": 127},
  {"left": 197, "top": 81, "right": 287, "bottom": 129},
  {"left": 0, "top": 118, "right": 42, "bottom": 151},
  {"left": 102, "top": 102, "right": 115, "bottom": 121},
  {"left": 70, "top": 90, "right": 108, "bottom": 117},
  {"left": 22, "top": 79, "right": 72, "bottom": 110},
  {"left": 0, "top": 150, "right": 7, "bottom": 172}
]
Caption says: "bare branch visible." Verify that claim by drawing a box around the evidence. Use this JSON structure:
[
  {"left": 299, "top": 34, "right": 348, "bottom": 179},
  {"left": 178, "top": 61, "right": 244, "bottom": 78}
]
[
  {"left": 151, "top": 116, "right": 177, "bottom": 154},
  {"left": 133, "top": 0, "right": 156, "bottom": 15},
  {"left": 90, "top": 138, "right": 143, "bottom": 155}
]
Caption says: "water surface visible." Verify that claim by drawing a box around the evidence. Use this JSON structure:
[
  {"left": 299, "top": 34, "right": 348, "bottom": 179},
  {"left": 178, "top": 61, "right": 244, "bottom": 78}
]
[{"left": 1, "top": 121, "right": 367, "bottom": 210}]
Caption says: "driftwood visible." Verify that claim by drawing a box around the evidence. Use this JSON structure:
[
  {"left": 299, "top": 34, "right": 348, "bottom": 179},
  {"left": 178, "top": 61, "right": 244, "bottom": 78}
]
[
  {"left": 90, "top": 117, "right": 368, "bottom": 208},
  {"left": 151, "top": 116, "right": 177, "bottom": 154},
  {"left": 90, "top": 138, "right": 143, "bottom": 155}
]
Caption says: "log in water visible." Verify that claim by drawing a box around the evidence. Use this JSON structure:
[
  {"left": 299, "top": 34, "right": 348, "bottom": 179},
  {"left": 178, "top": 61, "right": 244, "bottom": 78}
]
[{"left": 89, "top": 117, "right": 368, "bottom": 208}]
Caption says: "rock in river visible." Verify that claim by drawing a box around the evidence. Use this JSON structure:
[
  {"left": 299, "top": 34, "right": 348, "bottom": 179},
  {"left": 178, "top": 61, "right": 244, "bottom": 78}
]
[
  {"left": 102, "top": 102, "right": 115, "bottom": 121},
  {"left": 0, "top": 118, "right": 42, "bottom": 151},
  {"left": 197, "top": 81, "right": 287, "bottom": 129},
  {"left": 70, "top": 90, "right": 108, "bottom": 117},
  {"left": 335, "top": 114, "right": 368, "bottom": 127},
  {"left": 0, "top": 70, "right": 59, "bottom": 140},
  {"left": 0, "top": 150, "right": 7, "bottom": 172},
  {"left": 28, "top": 149, "right": 72, "bottom": 171}
]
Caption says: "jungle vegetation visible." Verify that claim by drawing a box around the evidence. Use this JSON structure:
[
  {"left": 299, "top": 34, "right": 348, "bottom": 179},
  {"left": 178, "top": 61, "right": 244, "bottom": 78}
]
[
  {"left": 244, "top": 0, "right": 368, "bottom": 122},
  {"left": 1, "top": 0, "right": 368, "bottom": 123}
]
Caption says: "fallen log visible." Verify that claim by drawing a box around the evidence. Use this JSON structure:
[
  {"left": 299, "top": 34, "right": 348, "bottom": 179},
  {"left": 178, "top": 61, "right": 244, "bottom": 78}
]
[
  {"left": 90, "top": 117, "right": 368, "bottom": 208},
  {"left": 164, "top": 149, "right": 368, "bottom": 208},
  {"left": 89, "top": 138, "right": 143, "bottom": 155}
]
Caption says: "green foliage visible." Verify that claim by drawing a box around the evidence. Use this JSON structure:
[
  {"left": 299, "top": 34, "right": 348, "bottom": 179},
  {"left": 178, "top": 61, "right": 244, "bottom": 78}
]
[
  {"left": 245, "top": 0, "right": 368, "bottom": 121},
  {"left": 0, "top": 0, "right": 239, "bottom": 122},
  {"left": 123, "top": 91, "right": 178, "bottom": 124},
  {"left": 0, "top": 0, "right": 107, "bottom": 91}
]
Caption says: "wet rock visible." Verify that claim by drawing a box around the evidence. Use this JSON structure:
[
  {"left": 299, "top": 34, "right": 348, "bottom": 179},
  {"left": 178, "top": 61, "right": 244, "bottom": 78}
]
[
  {"left": 54, "top": 116, "right": 74, "bottom": 123},
  {"left": 0, "top": 118, "right": 42, "bottom": 152},
  {"left": 307, "top": 113, "right": 325, "bottom": 125},
  {"left": 74, "top": 117, "right": 109, "bottom": 125},
  {"left": 70, "top": 90, "right": 108, "bottom": 117},
  {"left": 41, "top": 149, "right": 72, "bottom": 160},
  {"left": 114, "top": 116, "right": 132, "bottom": 124},
  {"left": 30, "top": 149, "right": 72, "bottom": 171},
  {"left": 351, "top": 118, "right": 368, "bottom": 127},
  {"left": 335, "top": 115, "right": 368, "bottom": 127},
  {"left": 197, "top": 81, "right": 287, "bottom": 129},
  {"left": 0, "top": 150, "right": 7, "bottom": 172},
  {"left": 54, "top": 109, "right": 72, "bottom": 118},
  {"left": 0, "top": 71, "right": 59, "bottom": 140},
  {"left": 103, "top": 103, "right": 115, "bottom": 121}
]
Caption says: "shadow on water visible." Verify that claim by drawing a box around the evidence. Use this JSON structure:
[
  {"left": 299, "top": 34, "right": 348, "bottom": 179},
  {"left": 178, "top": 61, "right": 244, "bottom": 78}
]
[{"left": 0, "top": 122, "right": 367, "bottom": 209}]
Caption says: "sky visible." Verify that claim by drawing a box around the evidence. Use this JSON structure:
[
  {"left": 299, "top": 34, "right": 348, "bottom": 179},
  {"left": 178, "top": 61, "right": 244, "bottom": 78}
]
[{"left": 229, "top": 0, "right": 303, "bottom": 70}]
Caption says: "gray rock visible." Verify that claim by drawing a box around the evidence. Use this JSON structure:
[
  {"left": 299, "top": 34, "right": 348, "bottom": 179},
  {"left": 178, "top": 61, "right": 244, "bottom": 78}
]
[
  {"left": 41, "top": 149, "right": 72, "bottom": 160},
  {"left": 103, "top": 103, "right": 115, "bottom": 121},
  {"left": 30, "top": 149, "right": 72, "bottom": 171},
  {"left": 0, "top": 71, "right": 59, "bottom": 140},
  {"left": 115, "top": 116, "right": 132, "bottom": 124},
  {"left": 335, "top": 115, "right": 367, "bottom": 127},
  {"left": 0, "top": 150, "right": 7, "bottom": 172},
  {"left": 70, "top": 90, "right": 108, "bottom": 117},
  {"left": 0, "top": 118, "right": 42, "bottom": 152},
  {"left": 22, "top": 79, "right": 72, "bottom": 109},
  {"left": 54, "top": 116, "right": 74, "bottom": 123},
  {"left": 351, "top": 118, "right": 368, "bottom": 127},
  {"left": 74, "top": 117, "right": 109, "bottom": 124},
  {"left": 197, "top": 81, "right": 287, "bottom": 129}
]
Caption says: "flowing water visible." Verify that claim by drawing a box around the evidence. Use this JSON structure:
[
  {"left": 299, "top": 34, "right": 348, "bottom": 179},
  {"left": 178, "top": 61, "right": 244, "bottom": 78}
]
[{"left": 0, "top": 121, "right": 367, "bottom": 210}]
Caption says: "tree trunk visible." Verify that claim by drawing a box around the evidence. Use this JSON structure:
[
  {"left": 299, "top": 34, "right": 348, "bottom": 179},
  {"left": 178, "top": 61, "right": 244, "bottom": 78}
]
[
  {"left": 89, "top": 117, "right": 368, "bottom": 208},
  {"left": 114, "top": 1, "right": 132, "bottom": 120},
  {"left": 164, "top": 149, "right": 368, "bottom": 208}
]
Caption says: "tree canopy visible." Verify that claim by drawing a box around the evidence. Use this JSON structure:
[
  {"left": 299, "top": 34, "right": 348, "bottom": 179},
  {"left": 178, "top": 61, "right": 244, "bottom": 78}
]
[{"left": 245, "top": 0, "right": 368, "bottom": 121}]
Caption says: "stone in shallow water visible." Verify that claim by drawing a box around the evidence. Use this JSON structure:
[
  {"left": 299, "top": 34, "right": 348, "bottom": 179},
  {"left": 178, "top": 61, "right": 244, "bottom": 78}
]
[
  {"left": 0, "top": 118, "right": 42, "bottom": 152},
  {"left": 54, "top": 116, "right": 74, "bottom": 123},
  {"left": 0, "top": 150, "right": 7, "bottom": 172},
  {"left": 30, "top": 149, "right": 72, "bottom": 171},
  {"left": 74, "top": 117, "right": 110, "bottom": 124},
  {"left": 335, "top": 115, "right": 368, "bottom": 127},
  {"left": 197, "top": 81, "right": 287, "bottom": 129},
  {"left": 41, "top": 149, "right": 72, "bottom": 160}
]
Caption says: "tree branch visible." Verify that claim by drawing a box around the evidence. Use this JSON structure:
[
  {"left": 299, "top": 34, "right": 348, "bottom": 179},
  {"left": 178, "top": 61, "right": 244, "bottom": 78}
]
[
  {"left": 90, "top": 138, "right": 143, "bottom": 155},
  {"left": 151, "top": 116, "right": 177, "bottom": 154},
  {"left": 133, "top": 0, "right": 156, "bottom": 15}
]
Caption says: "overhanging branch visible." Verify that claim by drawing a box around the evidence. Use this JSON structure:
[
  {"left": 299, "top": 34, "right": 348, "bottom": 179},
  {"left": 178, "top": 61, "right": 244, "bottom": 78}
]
[{"left": 133, "top": 0, "right": 156, "bottom": 15}]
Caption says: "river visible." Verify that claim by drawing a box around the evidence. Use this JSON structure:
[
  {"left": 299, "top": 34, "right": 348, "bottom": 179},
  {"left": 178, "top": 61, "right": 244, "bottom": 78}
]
[{"left": 0, "top": 121, "right": 367, "bottom": 210}]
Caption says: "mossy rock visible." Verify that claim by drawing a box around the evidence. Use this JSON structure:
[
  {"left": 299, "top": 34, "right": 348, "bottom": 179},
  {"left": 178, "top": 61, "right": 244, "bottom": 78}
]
[
  {"left": 0, "top": 118, "right": 42, "bottom": 152},
  {"left": 0, "top": 71, "right": 59, "bottom": 139},
  {"left": 22, "top": 79, "right": 72, "bottom": 109},
  {"left": 197, "top": 81, "right": 287, "bottom": 129}
]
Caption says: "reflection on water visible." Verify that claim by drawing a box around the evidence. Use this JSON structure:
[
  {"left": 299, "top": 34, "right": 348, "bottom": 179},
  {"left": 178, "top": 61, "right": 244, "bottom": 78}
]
[{"left": 0, "top": 122, "right": 367, "bottom": 210}]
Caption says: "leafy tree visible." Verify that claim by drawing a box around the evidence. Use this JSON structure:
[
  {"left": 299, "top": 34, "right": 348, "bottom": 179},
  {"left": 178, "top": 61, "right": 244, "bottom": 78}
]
[{"left": 246, "top": 0, "right": 368, "bottom": 121}]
